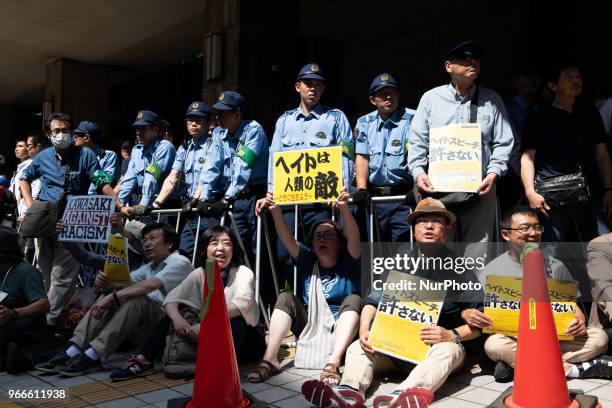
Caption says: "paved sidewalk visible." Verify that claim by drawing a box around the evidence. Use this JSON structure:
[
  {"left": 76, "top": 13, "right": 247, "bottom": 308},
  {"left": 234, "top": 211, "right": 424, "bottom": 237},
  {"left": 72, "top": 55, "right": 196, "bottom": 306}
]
[{"left": 0, "top": 352, "right": 610, "bottom": 407}]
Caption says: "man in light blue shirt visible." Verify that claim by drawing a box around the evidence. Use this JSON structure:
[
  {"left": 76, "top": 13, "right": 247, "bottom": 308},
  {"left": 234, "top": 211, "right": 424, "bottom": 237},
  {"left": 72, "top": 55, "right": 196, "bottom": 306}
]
[
  {"left": 197, "top": 91, "right": 268, "bottom": 264},
  {"left": 354, "top": 73, "right": 415, "bottom": 242},
  {"left": 118, "top": 110, "right": 176, "bottom": 216},
  {"left": 255, "top": 63, "right": 355, "bottom": 289},
  {"left": 408, "top": 41, "right": 513, "bottom": 257},
  {"left": 72, "top": 121, "right": 120, "bottom": 195}
]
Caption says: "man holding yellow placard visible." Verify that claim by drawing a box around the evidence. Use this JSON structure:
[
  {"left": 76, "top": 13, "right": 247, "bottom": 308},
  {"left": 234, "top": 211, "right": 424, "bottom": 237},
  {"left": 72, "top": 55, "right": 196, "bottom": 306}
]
[
  {"left": 301, "top": 199, "right": 482, "bottom": 408},
  {"left": 461, "top": 205, "right": 610, "bottom": 382},
  {"left": 408, "top": 41, "right": 514, "bottom": 259}
]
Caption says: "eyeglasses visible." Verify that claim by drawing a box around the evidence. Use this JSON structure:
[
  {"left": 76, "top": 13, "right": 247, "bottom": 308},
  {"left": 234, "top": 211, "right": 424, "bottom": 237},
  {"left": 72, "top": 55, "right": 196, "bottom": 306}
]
[
  {"left": 49, "top": 128, "right": 71, "bottom": 135},
  {"left": 503, "top": 224, "right": 544, "bottom": 234},
  {"left": 415, "top": 216, "right": 447, "bottom": 227},
  {"left": 313, "top": 230, "right": 337, "bottom": 241}
]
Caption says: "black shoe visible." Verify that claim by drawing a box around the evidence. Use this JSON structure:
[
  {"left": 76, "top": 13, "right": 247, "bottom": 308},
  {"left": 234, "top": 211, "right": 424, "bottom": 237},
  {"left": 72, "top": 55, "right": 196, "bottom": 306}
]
[
  {"left": 578, "top": 355, "right": 612, "bottom": 379},
  {"left": 55, "top": 354, "right": 101, "bottom": 377},
  {"left": 493, "top": 361, "right": 514, "bottom": 382},
  {"left": 6, "top": 342, "right": 33, "bottom": 374},
  {"left": 35, "top": 350, "right": 72, "bottom": 373},
  {"left": 110, "top": 355, "right": 154, "bottom": 382}
]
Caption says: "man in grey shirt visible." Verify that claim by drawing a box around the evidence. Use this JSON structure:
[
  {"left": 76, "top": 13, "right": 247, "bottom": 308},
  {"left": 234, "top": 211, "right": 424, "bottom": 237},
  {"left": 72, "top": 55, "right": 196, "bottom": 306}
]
[
  {"left": 462, "top": 206, "right": 610, "bottom": 382},
  {"left": 408, "top": 40, "right": 513, "bottom": 259}
]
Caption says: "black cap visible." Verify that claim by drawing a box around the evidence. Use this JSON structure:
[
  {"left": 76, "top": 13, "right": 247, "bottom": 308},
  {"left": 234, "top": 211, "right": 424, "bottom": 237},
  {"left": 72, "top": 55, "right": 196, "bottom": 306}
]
[{"left": 442, "top": 40, "right": 485, "bottom": 60}]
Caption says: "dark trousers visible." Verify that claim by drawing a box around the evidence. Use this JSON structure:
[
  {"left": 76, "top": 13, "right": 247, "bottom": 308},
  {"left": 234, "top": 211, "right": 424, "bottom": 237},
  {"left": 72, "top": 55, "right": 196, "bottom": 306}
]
[
  {"left": 371, "top": 201, "right": 412, "bottom": 242},
  {"left": 179, "top": 215, "right": 218, "bottom": 262}
]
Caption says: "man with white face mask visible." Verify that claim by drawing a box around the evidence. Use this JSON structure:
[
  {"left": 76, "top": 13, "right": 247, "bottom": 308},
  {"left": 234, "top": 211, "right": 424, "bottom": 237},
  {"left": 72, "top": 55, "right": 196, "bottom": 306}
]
[{"left": 19, "top": 112, "right": 116, "bottom": 326}]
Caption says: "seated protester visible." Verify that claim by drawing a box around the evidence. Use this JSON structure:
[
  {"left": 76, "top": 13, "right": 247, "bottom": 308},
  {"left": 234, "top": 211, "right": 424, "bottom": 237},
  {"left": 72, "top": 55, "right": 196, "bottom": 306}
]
[
  {"left": 35, "top": 223, "right": 193, "bottom": 377},
  {"left": 586, "top": 232, "right": 612, "bottom": 358},
  {"left": 0, "top": 228, "right": 50, "bottom": 373},
  {"left": 462, "top": 206, "right": 610, "bottom": 381},
  {"left": 110, "top": 225, "right": 259, "bottom": 381},
  {"left": 302, "top": 198, "right": 482, "bottom": 408},
  {"left": 249, "top": 189, "right": 361, "bottom": 384}
]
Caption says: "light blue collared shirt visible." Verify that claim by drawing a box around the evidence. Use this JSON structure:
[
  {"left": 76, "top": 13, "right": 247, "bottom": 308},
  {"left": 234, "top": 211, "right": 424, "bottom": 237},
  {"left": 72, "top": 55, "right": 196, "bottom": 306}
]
[
  {"left": 118, "top": 138, "right": 176, "bottom": 207},
  {"left": 408, "top": 83, "right": 514, "bottom": 181},
  {"left": 268, "top": 104, "right": 354, "bottom": 191},
  {"left": 355, "top": 107, "right": 415, "bottom": 186},
  {"left": 199, "top": 120, "right": 269, "bottom": 200},
  {"left": 172, "top": 135, "right": 215, "bottom": 198}
]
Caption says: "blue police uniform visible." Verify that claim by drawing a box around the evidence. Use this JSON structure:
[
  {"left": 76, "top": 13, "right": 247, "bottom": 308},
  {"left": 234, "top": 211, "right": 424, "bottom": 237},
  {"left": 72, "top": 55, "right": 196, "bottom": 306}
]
[
  {"left": 355, "top": 73, "right": 415, "bottom": 242},
  {"left": 200, "top": 91, "right": 269, "bottom": 263},
  {"left": 173, "top": 101, "right": 219, "bottom": 258},
  {"left": 269, "top": 64, "right": 355, "bottom": 285},
  {"left": 118, "top": 111, "right": 176, "bottom": 207},
  {"left": 88, "top": 147, "right": 119, "bottom": 195}
]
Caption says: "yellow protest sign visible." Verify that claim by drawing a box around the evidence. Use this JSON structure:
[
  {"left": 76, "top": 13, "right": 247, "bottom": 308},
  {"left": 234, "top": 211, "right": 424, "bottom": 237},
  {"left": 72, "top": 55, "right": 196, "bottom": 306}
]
[
  {"left": 483, "top": 275, "right": 577, "bottom": 340},
  {"left": 428, "top": 124, "right": 482, "bottom": 192},
  {"left": 104, "top": 234, "right": 131, "bottom": 286},
  {"left": 369, "top": 272, "right": 445, "bottom": 364},
  {"left": 273, "top": 146, "right": 343, "bottom": 204}
]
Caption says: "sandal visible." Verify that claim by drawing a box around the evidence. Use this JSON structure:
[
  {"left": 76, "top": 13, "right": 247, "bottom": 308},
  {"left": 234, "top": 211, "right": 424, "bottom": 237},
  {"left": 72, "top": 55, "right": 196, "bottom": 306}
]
[
  {"left": 301, "top": 380, "right": 365, "bottom": 408},
  {"left": 373, "top": 387, "right": 434, "bottom": 408},
  {"left": 320, "top": 363, "right": 342, "bottom": 384},
  {"left": 248, "top": 360, "right": 280, "bottom": 383}
]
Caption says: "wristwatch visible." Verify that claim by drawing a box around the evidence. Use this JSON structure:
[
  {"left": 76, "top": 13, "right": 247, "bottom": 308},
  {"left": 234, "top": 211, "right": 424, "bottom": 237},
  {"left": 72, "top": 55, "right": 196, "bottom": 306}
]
[{"left": 451, "top": 329, "right": 461, "bottom": 344}]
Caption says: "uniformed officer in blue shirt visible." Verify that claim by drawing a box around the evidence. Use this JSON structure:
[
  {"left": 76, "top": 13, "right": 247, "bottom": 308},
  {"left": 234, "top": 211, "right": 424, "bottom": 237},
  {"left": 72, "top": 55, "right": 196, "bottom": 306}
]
[
  {"left": 254, "top": 63, "right": 355, "bottom": 286},
  {"left": 117, "top": 110, "right": 177, "bottom": 217},
  {"left": 72, "top": 120, "right": 120, "bottom": 195},
  {"left": 198, "top": 91, "right": 269, "bottom": 264},
  {"left": 152, "top": 101, "right": 217, "bottom": 258},
  {"left": 354, "top": 73, "right": 415, "bottom": 242},
  {"left": 20, "top": 112, "right": 116, "bottom": 324}
]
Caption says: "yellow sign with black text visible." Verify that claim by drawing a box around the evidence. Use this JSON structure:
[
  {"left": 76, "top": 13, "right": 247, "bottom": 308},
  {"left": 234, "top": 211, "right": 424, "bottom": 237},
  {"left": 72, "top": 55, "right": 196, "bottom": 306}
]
[{"left": 103, "top": 234, "right": 131, "bottom": 286}]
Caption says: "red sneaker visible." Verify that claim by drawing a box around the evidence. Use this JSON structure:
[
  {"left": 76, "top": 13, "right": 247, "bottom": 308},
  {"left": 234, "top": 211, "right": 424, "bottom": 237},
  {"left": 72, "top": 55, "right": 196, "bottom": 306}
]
[
  {"left": 373, "top": 387, "right": 434, "bottom": 408},
  {"left": 301, "top": 379, "right": 365, "bottom": 407}
]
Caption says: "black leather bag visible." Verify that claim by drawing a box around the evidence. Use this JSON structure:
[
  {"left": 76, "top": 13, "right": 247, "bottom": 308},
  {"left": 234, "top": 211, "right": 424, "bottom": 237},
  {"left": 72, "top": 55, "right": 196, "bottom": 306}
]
[{"left": 535, "top": 170, "right": 590, "bottom": 207}]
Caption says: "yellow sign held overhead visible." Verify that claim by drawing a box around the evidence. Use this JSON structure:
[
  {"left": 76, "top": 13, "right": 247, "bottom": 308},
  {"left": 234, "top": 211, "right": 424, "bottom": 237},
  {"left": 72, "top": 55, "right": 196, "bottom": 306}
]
[{"left": 273, "top": 146, "right": 343, "bottom": 204}]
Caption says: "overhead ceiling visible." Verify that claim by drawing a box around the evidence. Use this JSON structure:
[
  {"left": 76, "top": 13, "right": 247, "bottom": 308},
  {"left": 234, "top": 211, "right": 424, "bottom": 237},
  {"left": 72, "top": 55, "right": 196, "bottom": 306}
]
[{"left": 0, "top": 0, "right": 205, "bottom": 107}]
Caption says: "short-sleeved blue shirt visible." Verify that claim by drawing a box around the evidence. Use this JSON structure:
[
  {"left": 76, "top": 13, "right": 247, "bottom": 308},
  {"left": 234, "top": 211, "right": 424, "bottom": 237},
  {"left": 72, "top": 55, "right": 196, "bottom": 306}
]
[{"left": 295, "top": 243, "right": 360, "bottom": 318}]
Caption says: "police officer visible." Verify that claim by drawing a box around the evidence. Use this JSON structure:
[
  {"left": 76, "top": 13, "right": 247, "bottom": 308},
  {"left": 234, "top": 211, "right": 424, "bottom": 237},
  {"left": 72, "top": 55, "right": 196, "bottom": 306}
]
[
  {"left": 198, "top": 91, "right": 268, "bottom": 264},
  {"left": 152, "top": 101, "right": 217, "bottom": 258},
  {"left": 353, "top": 73, "right": 415, "bottom": 242},
  {"left": 254, "top": 63, "right": 354, "bottom": 287},
  {"left": 72, "top": 121, "right": 120, "bottom": 195},
  {"left": 117, "top": 110, "right": 176, "bottom": 217}
]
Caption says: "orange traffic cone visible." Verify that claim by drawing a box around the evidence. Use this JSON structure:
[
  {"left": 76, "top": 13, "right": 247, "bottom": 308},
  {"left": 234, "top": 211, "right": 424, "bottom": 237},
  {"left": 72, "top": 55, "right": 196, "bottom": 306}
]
[
  {"left": 185, "top": 259, "right": 250, "bottom": 408},
  {"left": 504, "top": 248, "right": 575, "bottom": 408}
]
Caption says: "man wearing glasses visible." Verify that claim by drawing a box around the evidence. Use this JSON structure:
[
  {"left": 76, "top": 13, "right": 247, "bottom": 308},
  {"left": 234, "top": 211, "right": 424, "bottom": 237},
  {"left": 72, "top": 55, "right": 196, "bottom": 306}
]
[
  {"left": 408, "top": 40, "right": 513, "bottom": 258},
  {"left": 152, "top": 101, "right": 216, "bottom": 258},
  {"left": 20, "top": 113, "right": 116, "bottom": 325},
  {"left": 117, "top": 110, "right": 176, "bottom": 217},
  {"left": 462, "top": 205, "right": 611, "bottom": 382}
]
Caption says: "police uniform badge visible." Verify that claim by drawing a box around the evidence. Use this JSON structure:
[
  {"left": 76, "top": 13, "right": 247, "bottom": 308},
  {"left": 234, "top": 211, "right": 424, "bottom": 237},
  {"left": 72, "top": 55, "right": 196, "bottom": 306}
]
[
  {"left": 137, "top": 111, "right": 143, "bottom": 119},
  {"left": 380, "top": 74, "right": 389, "bottom": 81},
  {"left": 310, "top": 64, "right": 319, "bottom": 72},
  {"left": 391, "top": 139, "right": 401, "bottom": 147},
  {"left": 316, "top": 131, "right": 326, "bottom": 139},
  {"left": 219, "top": 93, "right": 225, "bottom": 101},
  {"left": 191, "top": 102, "right": 199, "bottom": 109},
  {"left": 198, "top": 157, "right": 205, "bottom": 164}
]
